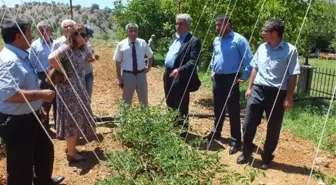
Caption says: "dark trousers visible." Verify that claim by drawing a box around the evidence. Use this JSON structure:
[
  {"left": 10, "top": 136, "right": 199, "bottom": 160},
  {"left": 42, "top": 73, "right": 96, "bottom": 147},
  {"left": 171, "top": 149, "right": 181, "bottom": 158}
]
[
  {"left": 38, "top": 72, "right": 57, "bottom": 129},
  {"left": 212, "top": 73, "right": 241, "bottom": 147},
  {"left": 0, "top": 111, "right": 54, "bottom": 185},
  {"left": 163, "top": 69, "right": 190, "bottom": 118},
  {"left": 242, "top": 84, "right": 287, "bottom": 164}
]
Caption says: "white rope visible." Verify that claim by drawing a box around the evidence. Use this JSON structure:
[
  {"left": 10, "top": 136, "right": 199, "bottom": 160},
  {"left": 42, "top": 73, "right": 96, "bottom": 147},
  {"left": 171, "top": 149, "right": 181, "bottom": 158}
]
[
  {"left": 250, "top": 0, "right": 314, "bottom": 168},
  {"left": 205, "top": 0, "right": 266, "bottom": 150},
  {"left": 20, "top": 0, "right": 101, "bottom": 141},
  {"left": 2, "top": 1, "right": 102, "bottom": 163},
  {"left": 20, "top": 0, "right": 100, "bottom": 131},
  {"left": 306, "top": 85, "right": 336, "bottom": 185},
  {"left": 164, "top": 0, "right": 235, "bottom": 114},
  {"left": 0, "top": 60, "right": 54, "bottom": 144},
  {"left": 179, "top": 0, "right": 239, "bottom": 140}
]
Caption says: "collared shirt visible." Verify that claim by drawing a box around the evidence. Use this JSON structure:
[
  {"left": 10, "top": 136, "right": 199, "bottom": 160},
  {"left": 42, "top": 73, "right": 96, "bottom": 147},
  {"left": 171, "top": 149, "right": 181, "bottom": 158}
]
[
  {"left": 52, "top": 36, "right": 66, "bottom": 51},
  {"left": 0, "top": 44, "right": 42, "bottom": 115},
  {"left": 29, "top": 38, "right": 53, "bottom": 73},
  {"left": 164, "top": 32, "right": 189, "bottom": 68},
  {"left": 251, "top": 40, "right": 300, "bottom": 90},
  {"left": 113, "top": 38, "right": 153, "bottom": 71},
  {"left": 211, "top": 30, "right": 253, "bottom": 80}
]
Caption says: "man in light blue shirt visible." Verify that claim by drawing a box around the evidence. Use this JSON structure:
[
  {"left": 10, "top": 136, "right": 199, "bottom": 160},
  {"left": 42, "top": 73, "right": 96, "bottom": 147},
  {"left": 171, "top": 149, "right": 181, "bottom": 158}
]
[
  {"left": 29, "top": 21, "right": 56, "bottom": 132},
  {"left": 237, "top": 19, "right": 300, "bottom": 170},
  {"left": 0, "top": 19, "right": 63, "bottom": 185},
  {"left": 207, "top": 14, "right": 253, "bottom": 155},
  {"left": 164, "top": 31, "right": 189, "bottom": 68}
]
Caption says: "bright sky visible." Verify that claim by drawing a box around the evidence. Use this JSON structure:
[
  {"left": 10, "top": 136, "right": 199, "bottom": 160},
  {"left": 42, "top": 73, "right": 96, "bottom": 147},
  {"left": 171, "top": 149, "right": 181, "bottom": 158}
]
[{"left": 1, "top": 0, "right": 128, "bottom": 8}]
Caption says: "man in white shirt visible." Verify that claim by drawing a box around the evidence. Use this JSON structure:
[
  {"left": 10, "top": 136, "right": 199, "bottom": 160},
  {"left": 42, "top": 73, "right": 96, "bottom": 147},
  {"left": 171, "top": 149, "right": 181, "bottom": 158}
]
[
  {"left": 113, "top": 23, "right": 153, "bottom": 106},
  {"left": 52, "top": 19, "right": 75, "bottom": 51}
]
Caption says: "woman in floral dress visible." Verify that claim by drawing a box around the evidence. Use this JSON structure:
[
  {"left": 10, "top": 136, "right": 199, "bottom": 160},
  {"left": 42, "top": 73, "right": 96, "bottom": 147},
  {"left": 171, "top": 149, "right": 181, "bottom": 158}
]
[{"left": 48, "top": 24, "right": 96, "bottom": 163}]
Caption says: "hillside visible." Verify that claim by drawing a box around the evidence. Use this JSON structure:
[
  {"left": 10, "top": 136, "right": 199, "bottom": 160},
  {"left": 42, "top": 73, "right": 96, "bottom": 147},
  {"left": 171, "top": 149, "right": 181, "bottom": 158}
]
[{"left": 0, "top": 2, "right": 115, "bottom": 39}]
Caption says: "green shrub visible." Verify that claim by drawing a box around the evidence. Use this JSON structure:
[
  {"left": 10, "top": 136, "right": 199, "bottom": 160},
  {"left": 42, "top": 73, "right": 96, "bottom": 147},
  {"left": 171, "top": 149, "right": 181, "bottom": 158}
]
[{"left": 96, "top": 105, "right": 225, "bottom": 185}]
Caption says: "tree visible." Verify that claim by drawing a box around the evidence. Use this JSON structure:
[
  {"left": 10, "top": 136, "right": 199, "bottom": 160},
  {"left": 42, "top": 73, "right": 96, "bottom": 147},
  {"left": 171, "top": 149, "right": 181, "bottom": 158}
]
[
  {"left": 74, "top": 5, "right": 81, "bottom": 10},
  {"left": 104, "top": 6, "right": 112, "bottom": 13},
  {"left": 91, "top": 4, "right": 100, "bottom": 11}
]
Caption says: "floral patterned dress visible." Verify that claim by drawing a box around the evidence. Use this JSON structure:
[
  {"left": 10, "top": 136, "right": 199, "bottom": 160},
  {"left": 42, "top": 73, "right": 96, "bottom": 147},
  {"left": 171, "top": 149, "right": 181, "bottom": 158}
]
[{"left": 55, "top": 44, "right": 96, "bottom": 140}]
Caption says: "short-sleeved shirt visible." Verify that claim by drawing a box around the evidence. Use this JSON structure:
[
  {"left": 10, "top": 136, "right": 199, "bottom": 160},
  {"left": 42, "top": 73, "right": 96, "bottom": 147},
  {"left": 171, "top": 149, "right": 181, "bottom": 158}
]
[
  {"left": 251, "top": 40, "right": 300, "bottom": 90},
  {"left": 210, "top": 30, "right": 253, "bottom": 80},
  {"left": 29, "top": 38, "right": 53, "bottom": 73},
  {"left": 0, "top": 44, "right": 42, "bottom": 115},
  {"left": 113, "top": 38, "right": 153, "bottom": 71},
  {"left": 52, "top": 36, "right": 66, "bottom": 51}
]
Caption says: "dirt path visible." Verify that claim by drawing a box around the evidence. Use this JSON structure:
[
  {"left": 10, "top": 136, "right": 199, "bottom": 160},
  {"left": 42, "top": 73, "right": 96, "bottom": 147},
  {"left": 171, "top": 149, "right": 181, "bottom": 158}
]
[{"left": 0, "top": 46, "right": 334, "bottom": 185}]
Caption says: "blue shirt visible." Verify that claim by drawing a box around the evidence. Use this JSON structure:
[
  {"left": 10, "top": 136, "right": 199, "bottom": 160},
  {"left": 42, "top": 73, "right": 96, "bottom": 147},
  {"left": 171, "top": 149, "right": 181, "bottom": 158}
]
[
  {"left": 251, "top": 40, "right": 300, "bottom": 90},
  {"left": 29, "top": 38, "right": 53, "bottom": 73},
  {"left": 0, "top": 44, "right": 42, "bottom": 115},
  {"left": 164, "top": 32, "right": 189, "bottom": 68},
  {"left": 211, "top": 30, "right": 253, "bottom": 80}
]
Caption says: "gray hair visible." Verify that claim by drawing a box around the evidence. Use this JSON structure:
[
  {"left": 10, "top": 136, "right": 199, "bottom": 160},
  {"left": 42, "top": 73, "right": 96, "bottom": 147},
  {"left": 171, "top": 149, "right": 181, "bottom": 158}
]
[
  {"left": 176, "top": 14, "right": 192, "bottom": 27},
  {"left": 263, "top": 19, "right": 285, "bottom": 38},
  {"left": 125, "top": 23, "right": 139, "bottom": 33},
  {"left": 61, "top": 19, "right": 76, "bottom": 28},
  {"left": 37, "top": 21, "right": 51, "bottom": 30}
]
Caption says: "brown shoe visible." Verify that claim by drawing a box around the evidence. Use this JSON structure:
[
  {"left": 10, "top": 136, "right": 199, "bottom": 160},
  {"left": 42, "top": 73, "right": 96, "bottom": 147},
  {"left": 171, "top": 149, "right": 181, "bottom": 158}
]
[{"left": 66, "top": 153, "right": 87, "bottom": 163}]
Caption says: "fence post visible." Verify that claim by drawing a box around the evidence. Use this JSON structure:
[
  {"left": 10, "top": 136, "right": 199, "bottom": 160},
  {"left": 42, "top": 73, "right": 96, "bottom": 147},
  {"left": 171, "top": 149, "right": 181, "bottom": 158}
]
[{"left": 297, "top": 65, "right": 315, "bottom": 96}]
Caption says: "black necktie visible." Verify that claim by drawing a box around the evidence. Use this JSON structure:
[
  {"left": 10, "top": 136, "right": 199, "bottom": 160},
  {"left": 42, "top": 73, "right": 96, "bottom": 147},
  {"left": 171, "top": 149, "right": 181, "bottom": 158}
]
[{"left": 132, "top": 42, "right": 137, "bottom": 72}]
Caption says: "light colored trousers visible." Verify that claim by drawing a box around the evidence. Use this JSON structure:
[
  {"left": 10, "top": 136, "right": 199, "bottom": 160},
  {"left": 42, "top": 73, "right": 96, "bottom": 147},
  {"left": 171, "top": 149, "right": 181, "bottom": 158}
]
[{"left": 122, "top": 72, "right": 148, "bottom": 106}]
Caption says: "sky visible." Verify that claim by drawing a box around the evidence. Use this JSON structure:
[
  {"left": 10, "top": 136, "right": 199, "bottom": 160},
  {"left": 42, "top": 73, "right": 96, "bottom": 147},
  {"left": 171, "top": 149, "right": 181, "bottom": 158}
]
[{"left": 1, "top": 0, "right": 128, "bottom": 8}]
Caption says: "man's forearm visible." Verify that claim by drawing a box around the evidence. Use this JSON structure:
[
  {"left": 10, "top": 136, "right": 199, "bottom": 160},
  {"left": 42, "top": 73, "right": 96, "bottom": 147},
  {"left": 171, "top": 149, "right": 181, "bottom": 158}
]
[
  {"left": 248, "top": 68, "right": 257, "bottom": 89},
  {"left": 147, "top": 58, "right": 153, "bottom": 69},
  {"left": 286, "top": 75, "right": 297, "bottom": 98},
  {"left": 116, "top": 62, "right": 122, "bottom": 80},
  {"left": 6, "top": 89, "right": 42, "bottom": 103}
]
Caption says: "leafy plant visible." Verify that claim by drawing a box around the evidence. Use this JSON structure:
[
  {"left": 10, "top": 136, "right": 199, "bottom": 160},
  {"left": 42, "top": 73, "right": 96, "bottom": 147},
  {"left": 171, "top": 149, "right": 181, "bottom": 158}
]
[{"left": 97, "top": 105, "right": 228, "bottom": 184}]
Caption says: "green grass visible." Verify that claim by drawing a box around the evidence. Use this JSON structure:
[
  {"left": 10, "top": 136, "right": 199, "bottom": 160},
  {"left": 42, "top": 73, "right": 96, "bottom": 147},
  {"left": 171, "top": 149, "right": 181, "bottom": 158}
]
[
  {"left": 283, "top": 100, "right": 336, "bottom": 152},
  {"left": 301, "top": 58, "right": 336, "bottom": 69}
]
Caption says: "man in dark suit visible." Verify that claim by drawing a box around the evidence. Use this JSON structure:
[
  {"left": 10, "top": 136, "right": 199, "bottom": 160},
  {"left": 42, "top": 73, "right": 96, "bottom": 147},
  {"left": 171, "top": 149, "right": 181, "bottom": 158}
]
[{"left": 164, "top": 14, "right": 201, "bottom": 126}]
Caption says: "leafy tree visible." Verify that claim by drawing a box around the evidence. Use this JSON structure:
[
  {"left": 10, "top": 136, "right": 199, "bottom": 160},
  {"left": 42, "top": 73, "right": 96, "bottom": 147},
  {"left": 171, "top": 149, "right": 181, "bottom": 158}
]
[
  {"left": 91, "top": 3, "right": 100, "bottom": 10},
  {"left": 103, "top": 6, "right": 112, "bottom": 13},
  {"left": 74, "top": 4, "right": 81, "bottom": 10}
]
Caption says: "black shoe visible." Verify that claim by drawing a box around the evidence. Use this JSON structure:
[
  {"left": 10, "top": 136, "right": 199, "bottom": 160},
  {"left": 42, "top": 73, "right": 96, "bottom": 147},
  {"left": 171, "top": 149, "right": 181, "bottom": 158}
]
[
  {"left": 260, "top": 163, "right": 269, "bottom": 170},
  {"left": 52, "top": 176, "right": 65, "bottom": 184},
  {"left": 229, "top": 145, "right": 240, "bottom": 155},
  {"left": 236, "top": 154, "right": 249, "bottom": 164},
  {"left": 206, "top": 132, "right": 221, "bottom": 141}
]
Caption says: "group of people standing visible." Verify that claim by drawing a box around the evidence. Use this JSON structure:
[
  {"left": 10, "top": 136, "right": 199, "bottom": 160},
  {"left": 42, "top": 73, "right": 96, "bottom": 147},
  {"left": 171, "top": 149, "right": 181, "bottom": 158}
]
[
  {"left": 0, "top": 12, "right": 300, "bottom": 185},
  {"left": 0, "top": 18, "right": 98, "bottom": 184},
  {"left": 114, "top": 14, "right": 300, "bottom": 171}
]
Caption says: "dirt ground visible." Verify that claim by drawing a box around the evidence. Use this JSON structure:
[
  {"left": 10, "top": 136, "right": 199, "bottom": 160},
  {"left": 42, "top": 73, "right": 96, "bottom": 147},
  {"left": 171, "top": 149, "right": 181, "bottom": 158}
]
[{"left": 0, "top": 46, "right": 335, "bottom": 185}]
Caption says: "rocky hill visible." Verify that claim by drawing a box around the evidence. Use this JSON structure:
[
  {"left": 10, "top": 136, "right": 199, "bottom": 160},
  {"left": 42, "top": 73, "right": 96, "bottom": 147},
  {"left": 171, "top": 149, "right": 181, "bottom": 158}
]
[{"left": 0, "top": 2, "right": 115, "bottom": 39}]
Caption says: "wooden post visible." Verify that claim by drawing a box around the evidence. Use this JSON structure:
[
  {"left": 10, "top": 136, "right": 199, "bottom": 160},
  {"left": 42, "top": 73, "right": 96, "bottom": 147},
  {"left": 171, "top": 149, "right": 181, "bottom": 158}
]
[
  {"left": 297, "top": 65, "right": 315, "bottom": 96},
  {"left": 178, "top": 0, "right": 182, "bottom": 13},
  {"left": 70, "top": 0, "right": 73, "bottom": 20}
]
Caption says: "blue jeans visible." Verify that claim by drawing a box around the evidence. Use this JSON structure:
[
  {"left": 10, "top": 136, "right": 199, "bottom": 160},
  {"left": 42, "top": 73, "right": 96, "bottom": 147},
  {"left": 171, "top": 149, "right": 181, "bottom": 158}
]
[{"left": 85, "top": 72, "right": 94, "bottom": 99}]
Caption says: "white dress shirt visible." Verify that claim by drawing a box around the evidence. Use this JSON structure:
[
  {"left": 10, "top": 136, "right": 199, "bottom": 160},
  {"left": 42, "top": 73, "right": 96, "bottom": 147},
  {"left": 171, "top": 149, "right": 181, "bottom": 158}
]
[{"left": 113, "top": 38, "right": 153, "bottom": 71}]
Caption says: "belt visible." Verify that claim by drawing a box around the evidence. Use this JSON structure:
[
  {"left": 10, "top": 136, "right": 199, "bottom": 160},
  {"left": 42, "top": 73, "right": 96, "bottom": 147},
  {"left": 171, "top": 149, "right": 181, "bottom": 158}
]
[
  {"left": 254, "top": 84, "right": 286, "bottom": 92},
  {"left": 214, "top": 73, "right": 239, "bottom": 77},
  {"left": 0, "top": 110, "right": 40, "bottom": 117},
  {"left": 123, "top": 69, "right": 146, "bottom": 75}
]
